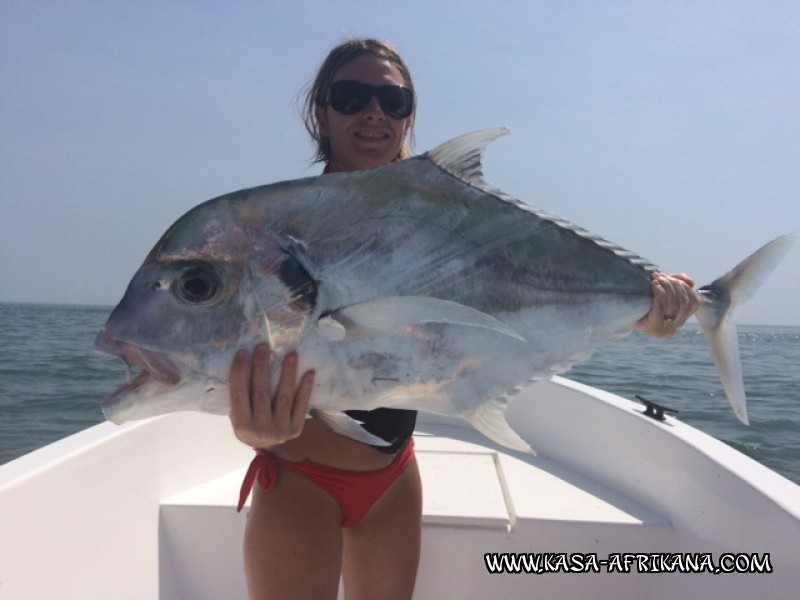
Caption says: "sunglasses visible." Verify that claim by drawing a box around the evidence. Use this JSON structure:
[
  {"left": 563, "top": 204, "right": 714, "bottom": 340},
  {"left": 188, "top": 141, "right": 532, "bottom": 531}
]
[{"left": 325, "top": 80, "right": 414, "bottom": 120}]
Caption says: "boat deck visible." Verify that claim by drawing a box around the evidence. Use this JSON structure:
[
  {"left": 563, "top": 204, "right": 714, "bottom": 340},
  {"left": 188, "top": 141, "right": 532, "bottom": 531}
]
[
  {"left": 159, "top": 421, "right": 671, "bottom": 599},
  {"left": 3, "top": 377, "right": 799, "bottom": 599}
]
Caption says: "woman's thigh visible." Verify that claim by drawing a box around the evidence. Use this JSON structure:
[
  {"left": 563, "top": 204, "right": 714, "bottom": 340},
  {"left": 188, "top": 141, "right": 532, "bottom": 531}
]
[
  {"left": 243, "top": 467, "right": 344, "bottom": 600},
  {"left": 341, "top": 456, "right": 422, "bottom": 600}
]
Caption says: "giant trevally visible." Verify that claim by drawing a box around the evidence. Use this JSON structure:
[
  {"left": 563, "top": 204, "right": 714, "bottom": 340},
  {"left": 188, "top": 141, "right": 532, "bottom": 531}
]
[{"left": 94, "top": 129, "right": 795, "bottom": 452}]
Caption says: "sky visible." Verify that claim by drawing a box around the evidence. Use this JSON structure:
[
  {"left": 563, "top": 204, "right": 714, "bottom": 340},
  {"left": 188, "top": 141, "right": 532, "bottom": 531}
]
[{"left": 1, "top": 1, "right": 798, "bottom": 325}]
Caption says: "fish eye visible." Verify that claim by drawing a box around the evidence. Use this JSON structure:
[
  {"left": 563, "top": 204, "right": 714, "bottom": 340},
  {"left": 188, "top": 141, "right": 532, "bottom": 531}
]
[{"left": 176, "top": 265, "right": 220, "bottom": 304}]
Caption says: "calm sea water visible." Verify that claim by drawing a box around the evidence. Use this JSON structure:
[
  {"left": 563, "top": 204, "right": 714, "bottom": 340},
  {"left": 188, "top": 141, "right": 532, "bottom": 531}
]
[{"left": 1, "top": 303, "right": 798, "bottom": 485}]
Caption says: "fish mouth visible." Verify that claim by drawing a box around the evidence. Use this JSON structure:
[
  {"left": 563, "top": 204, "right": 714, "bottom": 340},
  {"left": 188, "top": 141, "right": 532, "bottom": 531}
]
[{"left": 94, "top": 330, "right": 183, "bottom": 418}]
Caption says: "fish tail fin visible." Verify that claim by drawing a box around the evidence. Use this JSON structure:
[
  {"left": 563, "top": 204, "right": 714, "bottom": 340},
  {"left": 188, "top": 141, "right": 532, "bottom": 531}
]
[
  {"left": 465, "top": 398, "right": 535, "bottom": 454},
  {"left": 696, "top": 234, "right": 797, "bottom": 425}
]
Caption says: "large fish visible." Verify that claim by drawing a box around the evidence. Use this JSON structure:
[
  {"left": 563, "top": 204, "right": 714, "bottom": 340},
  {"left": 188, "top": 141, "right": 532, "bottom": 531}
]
[{"left": 95, "top": 129, "right": 794, "bottom": 452}]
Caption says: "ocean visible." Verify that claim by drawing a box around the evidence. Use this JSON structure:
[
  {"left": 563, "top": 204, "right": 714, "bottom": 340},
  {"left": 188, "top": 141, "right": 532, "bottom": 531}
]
[{"left": 1, "top": 302, "right": 798, "bottom": 485}]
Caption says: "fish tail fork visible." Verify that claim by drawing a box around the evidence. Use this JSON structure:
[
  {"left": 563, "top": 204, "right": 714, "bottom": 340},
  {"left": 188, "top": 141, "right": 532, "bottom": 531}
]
[{"left": 696, "top": 234, "right": 797, "bottom": 425}]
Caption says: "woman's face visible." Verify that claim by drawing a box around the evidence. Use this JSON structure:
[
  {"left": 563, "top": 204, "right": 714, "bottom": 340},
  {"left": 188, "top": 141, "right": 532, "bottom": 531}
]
[{"left": 315, "top": 54, "right": 412, "bottom": 173}]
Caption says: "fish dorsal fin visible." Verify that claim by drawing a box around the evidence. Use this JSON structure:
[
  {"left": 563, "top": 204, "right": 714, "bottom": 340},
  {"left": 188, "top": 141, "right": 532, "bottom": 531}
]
[
  {"left": 426, "top": 128, "right": 659, "bottom": 274},
  {"left": 426, "top": 128, "right": 511, "bottom": 187}
]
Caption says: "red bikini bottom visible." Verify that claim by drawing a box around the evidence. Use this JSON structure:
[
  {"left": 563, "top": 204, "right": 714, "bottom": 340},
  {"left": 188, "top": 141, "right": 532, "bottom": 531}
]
[{"left": 237, "top": 439, "right": 415, "bottom": 528}]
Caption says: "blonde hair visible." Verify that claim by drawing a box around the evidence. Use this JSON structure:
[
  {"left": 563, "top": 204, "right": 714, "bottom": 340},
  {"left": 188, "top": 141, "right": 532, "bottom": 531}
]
[{"left": 302, "top": 38, "right": 416, "bottom": 165}]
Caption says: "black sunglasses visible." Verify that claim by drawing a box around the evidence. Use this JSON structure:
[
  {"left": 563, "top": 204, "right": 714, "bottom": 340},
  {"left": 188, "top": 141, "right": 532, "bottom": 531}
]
[{"left": 325, "top": 80, "right": 414, "bottom": 120}]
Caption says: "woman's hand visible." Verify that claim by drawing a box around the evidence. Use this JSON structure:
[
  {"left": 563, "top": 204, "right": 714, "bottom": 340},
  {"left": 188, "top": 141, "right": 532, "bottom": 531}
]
[
  {"left": 635, "top": 273, "right": 702, "bottom": 339},
  {"left": 229, "top": 343, "right": 315, "bottom": 449}
]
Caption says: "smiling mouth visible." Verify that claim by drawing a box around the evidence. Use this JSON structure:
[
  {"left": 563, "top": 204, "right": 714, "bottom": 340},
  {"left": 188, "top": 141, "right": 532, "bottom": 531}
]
[
  {"left": 94, "top": 330, "right": 182, "bottom": 403},
  {"left": 355, "top": 130, "right": 389, "bottom": 140}
]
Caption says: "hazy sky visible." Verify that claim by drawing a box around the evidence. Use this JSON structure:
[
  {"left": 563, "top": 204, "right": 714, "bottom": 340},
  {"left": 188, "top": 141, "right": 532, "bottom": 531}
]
[{"left": 2, "top": 1, "right": 798, "bottom": 325}]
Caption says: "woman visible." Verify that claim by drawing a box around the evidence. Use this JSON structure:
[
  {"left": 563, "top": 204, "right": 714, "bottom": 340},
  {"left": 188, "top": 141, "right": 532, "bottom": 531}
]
[
  {"left": 230, "top": 38, "right": 700, "bottom": 600},
  {"left": 231, "top": 39, "right": 422, "bottom": 600}
]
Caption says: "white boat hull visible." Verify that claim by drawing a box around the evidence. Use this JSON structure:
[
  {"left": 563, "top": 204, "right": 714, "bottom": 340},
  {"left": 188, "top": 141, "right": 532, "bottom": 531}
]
[{"left": 2, "top": 377, "right": 799, "bottom": 599}]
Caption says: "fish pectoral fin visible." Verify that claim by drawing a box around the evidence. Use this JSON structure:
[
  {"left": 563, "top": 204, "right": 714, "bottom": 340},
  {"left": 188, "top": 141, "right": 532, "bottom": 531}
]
[
  {"left": 310, "top": 409, "right": 391, "bottom": 447},
  {"left": 464, "top": 398, "right": 534, "bottom": 454},
  {"left": 330, "top": 296, "right": 525, "bottom": 342}
]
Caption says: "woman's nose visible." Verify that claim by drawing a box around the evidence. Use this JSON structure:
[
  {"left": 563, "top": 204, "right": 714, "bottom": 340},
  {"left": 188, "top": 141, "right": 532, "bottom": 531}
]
[{"left": 362, "top": 95, "right": 385, "bottom": 119}]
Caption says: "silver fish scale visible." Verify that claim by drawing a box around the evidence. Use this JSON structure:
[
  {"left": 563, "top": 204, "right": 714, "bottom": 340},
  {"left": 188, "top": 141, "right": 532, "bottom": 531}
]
[
  {"left": 292, "top": 160, "right": 657, "bottom": 314},
  {"left": 99, "top": 130, "right": 795, "bottom": 451}
]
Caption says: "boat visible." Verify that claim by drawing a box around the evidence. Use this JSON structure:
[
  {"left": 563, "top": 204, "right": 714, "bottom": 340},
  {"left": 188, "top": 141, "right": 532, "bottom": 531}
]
[{"left": 2, "top": 375, "right": 799, "bottom": 599}]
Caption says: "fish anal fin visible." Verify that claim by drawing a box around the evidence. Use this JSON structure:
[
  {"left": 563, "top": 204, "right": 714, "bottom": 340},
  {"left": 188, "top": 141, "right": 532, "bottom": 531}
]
[{"left": 464, "top": 398, "right": 534, "bottom": 454}]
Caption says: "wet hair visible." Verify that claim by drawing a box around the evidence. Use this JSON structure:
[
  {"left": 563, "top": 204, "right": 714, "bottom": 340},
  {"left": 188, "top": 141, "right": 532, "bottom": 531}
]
[{"left": 302, "top": 38, "right": 416, "bottom": 165}]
